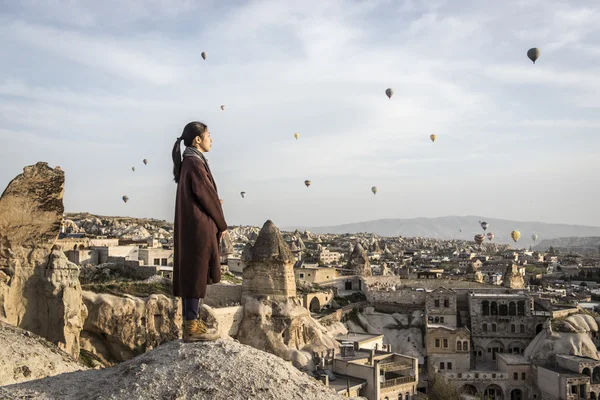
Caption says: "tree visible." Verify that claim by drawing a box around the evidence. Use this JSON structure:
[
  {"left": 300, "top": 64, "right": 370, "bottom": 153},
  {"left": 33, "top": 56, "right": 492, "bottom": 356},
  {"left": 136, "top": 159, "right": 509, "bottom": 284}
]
[{"left": 428, "top": 376, "right": 462, "bottom": 400}]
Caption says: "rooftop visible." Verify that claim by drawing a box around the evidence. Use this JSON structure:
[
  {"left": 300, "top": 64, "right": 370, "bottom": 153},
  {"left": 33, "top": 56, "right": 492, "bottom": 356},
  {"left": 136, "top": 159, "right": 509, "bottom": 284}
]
[
  {"left": 335, "top": 332, "right": 384, "bottom": 344},
  {"left": 327, "top": 374, "right": 367, "bottom": 394},
  {"left": 497, "top": 354, "right": 529, "bottom": 365},
  {"left": 557, "top": 354, "right": 600, "bottom": 363},
  {"left": 365, "top": 277, "right": 498, "bottom": 289},
  {"left": 469, "top": 293, "right": 529, "bottom": 298},
  {"left": 542, "top": 366, "right": 590, "bottom": 379}
]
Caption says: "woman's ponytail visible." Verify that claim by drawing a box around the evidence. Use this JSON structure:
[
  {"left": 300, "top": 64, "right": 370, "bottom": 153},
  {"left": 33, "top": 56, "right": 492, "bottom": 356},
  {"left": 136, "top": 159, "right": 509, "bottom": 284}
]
[{"left": 172, "top": 137, "right": 183, "bottom": 183}]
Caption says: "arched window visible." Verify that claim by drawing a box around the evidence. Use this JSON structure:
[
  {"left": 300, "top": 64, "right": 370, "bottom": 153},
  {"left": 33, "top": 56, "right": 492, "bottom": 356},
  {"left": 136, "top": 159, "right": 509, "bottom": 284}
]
[
  {"left": 482, "top": 301, "right": 489, "bottom": 315},
  {"left": 457, "top": 341, "right": 462, "bottom": 351},
  {"left": 509, "top": 302, "right": 517, "bottom": 316},
  {"left": 463, "top": 341, "right": 469, "bottom": 351},
  {"left": 499, "top": 304, "right": 508, "bottom": 316},
  {"left": 491, "top": 302, "right": 498, "bottom": 316},
  {"left": 483, "top": 323, "right": 488, "bottom": 332},
  {"left": 398, "top": 395, "right": 403, "bottom": 400},
  {"left": 517, "top": 301, "right": 525, "bottom": 316}
]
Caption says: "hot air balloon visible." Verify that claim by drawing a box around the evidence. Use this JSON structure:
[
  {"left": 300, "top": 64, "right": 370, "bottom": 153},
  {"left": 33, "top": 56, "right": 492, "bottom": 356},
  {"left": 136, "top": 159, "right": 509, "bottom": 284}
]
[
  {"left": 527, "top": 48, "right": 540, "bottom": 64},
  {"left": 385, "top": 88, "right": 394, "bottom": 99},
  {"left": 511, "top": 230, "right": 521, "bottom": 243},
  {"left": 304, "top": 180, "right": 311, "bottom": 188},
  {"left": 486, "top": 232, "right": 495, "bottom": 241},
  {"left": 474, "top": 234, "right": 485, "bottom": 245},
  {"left": 480, "top": 221, "right": 488, "bottom": 231},
  {"left": 371, "top": 186, "right": 378, "bottom": 195},
  {"left": 459, "top": 229, "right": 462, "bottom": 233},
  {"left": 294, "top": 133, "right": 300, "bottom": 140},
  {"left": 143, "top": 159, "right": 148, "bottom": 166},
  {"left": 430, "top": 134, "right": 437, "bottom": 143},
  {"left": 240, "top": 192, "right": 246, "bottom": 198},
  {"left": 131, "top": 167, "right": 135, "bottom": 172},
  {"left": 122, "top": 196, "right": 129, "bottom": 203},
  {"left": 531, "top": 234, "right": 538, "bottom": 242},
  {"left": 221, "top": 105, "right": 225, "bottom": 111},
  {"left": 201, "top": 52, "right": 207, "bottom": 60}
]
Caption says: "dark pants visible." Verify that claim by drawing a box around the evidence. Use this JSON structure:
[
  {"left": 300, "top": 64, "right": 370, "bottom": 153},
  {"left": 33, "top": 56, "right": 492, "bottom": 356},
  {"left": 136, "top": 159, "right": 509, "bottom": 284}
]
[{"left": 182, "top": 298, "right": 200, "bottom": 321}]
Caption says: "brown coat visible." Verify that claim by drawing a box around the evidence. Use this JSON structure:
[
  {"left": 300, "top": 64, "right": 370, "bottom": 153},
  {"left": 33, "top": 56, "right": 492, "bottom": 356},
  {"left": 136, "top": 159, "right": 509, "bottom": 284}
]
[{"left": 173, "top": 156, "right": 227, "bottom": 299}]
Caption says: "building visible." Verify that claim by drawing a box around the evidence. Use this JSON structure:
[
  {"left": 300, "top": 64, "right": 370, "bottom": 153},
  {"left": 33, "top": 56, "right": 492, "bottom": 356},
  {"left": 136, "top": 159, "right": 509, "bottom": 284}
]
[
  {"left": 319, "top": 247, "right": 343, "bottom": 264},
  {"left": 468, "top": 293, "right": 547, "bottom": 365},
  {"left": 138, "top": 247, "right": 173, "bottom": 266},
  {"left": 330, "top": 333, "right": 419, "bottom": 400},
  {"left": 295, "top": 266, "right": 338, "bottom": 285},
  {"left": 425, "top": 287, "right": 458, "bottom": 328},
  {"left": 426, "top": 325, "right": 471, "bottom": 377},
  {"left": 227, "top": 256, "right": 247, "bottom": 274}
]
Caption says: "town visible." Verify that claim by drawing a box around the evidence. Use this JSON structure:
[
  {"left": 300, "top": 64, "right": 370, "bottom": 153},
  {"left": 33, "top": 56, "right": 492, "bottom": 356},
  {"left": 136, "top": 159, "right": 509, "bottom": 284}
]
[{"left": 51, "top": 211, "right": 600, "bottom": 400}]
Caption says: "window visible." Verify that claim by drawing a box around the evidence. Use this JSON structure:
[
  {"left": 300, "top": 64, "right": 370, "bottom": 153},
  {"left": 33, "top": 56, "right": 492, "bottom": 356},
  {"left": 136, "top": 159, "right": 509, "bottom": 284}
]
[
  {"left": 492, "top": 373, "right": 496, "bottom": 378},
  {"left": 520, "top": 324, "right": 525, "bottom": 333},
  {"left": 398, "top": 396, "right": 403, "bottom": 400},
  {"left": 435, "top": 317, "right": 440, "bottom": 323},
  {"left": 435, "top": 299, "right": 440, "bottom": 307},
  {"left": 475, "top": 373, "right": 479, "bottom": 378},
  {"left": 161, "top": 258, "right": 167, "bottom": 266},
  {"left": 511, "top": 324, "right": 516, "bottom": 333},
  {"left": 435, "top": 339, "right": 440, "bottom": 348},
  {"left": 492, "top": 324, "right": 497, "bottom": 332},
  {"left": 444, "top": 299, "right": 449, "bottom": 308},
  {"left": 509, "top": 302, "right": 517, "bottom": 316},
  {"left": 440, "top": 317, "right": 445, "bottom": 323},
  {"left": 499, "top": 304, "right": 508, "bottom": 316},
  {"left": 521, "top": 372, "right": 526, "bottom": 380},
  {"left": 517, "top": 301, "right": 525, "bottom": 316},
  {"left": 457, "top": 341, "right": 462, "bottom": 351},
  {"left": 571, "top": 385, "right": 577, "bottom": 394},
  {"left": 463, "top": 341, "right": 469, "bottom": 351},
  {"left": 482, "top": 300, "right": 490, "bottom": 315},
  {"left": 513, "top": 372, "right": 518, "bottom": 380},
  {"left": 299, "top": 273, "right": 304, "bottom": 278},
  {"left": 153, "top": 258, "right": 160, "bottom": 265},
  {"left": 439, "top": 362, "right": 445, "bottom": 370},
  {"left": 447, "top": 362, "right": 452, "bottom": 370},
  {"left": 491, "top": 302, "right": 498, "bottom": 315},
  {"left": 483, "top": 324, "right": 488, "bottom": 332},
  {"left": 443, "top": 339, "right": 448, "bottom": 348}
]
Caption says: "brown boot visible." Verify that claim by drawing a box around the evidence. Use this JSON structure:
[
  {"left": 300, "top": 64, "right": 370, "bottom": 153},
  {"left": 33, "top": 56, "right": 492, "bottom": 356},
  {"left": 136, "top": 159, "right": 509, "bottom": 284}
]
[{"left": 184, "top": 319, "right": 220, "bottom": 342}]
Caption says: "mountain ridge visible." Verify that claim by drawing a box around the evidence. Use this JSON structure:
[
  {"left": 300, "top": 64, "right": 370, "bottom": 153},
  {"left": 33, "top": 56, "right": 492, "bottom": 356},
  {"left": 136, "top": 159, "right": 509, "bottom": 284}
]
[{"left": 282, "top": 215, "right": 600, "bottom": 246}]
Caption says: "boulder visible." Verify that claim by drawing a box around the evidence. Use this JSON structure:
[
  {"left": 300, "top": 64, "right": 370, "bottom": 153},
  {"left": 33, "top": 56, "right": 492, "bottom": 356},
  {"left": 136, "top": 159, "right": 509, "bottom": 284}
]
[{"left": 0, "top": 162, "right": 85, "bottom": 359}]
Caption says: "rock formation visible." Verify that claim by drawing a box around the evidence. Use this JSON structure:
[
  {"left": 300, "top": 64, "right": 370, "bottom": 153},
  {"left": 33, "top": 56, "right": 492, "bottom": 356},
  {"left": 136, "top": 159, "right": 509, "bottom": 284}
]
[
  {"left": 525, "top": 313, "right": 600, "bottom": 366},
  {"left": 503, "top": 263, "right": 525, "bottom": 289},
  {"left": 343, "top": 243, "right": 371, "bottom": 276},
  {"left": 237, "top": 220, "right": 341, "bottom": 371},
  {"left": 219, "top": 230, "right": 234, "bottom": 256},
  {"left": 473, "top": 270, "right": 484, "bottom": 283},
  {"left": 242, "top": 220, "right": 296, "bottom": 300},
  {"left": 0, "top": 319, "right": 86, "bottom": 386},
  {"left": 80, "top": 291, "right": 181, "bottom": 365},
  {"left": 0, "top": 162, "right": 85, "bottom": 359},
  {"left": 3, "top": 338, "right": 358, "bottom": 400}
]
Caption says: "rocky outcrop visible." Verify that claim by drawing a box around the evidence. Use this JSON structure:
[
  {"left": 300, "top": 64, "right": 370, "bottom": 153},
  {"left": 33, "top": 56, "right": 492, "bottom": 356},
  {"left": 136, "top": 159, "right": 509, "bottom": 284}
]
[
  {"left": 237, "top": 220, "right": 340, "bottom": 371},
  {"left": 0, "top": 162, "right": 85, "bottom": 359},
  {"left": 0, "top": 319, "right": 86, "bottom": 386},
  {"left": 343, "top": 243, "right": 371, "bottom": 276},
  {"left": 525, "top": 313, "right": 600, "bottom": 366},
  {"left": 80, "top": 291, "right": 181, "bottom": 365},
  {"left": 242, "top": 220, "right": 296, "bottom": 300},
  {"left": 219, "top": 230, "right": 234, "bottom": 256},
  {"left": 3, "top": 338, "right": 358, "bottom": 400},
  {"left": 503, "top": 263, "right": 525, "bottom": 289}
]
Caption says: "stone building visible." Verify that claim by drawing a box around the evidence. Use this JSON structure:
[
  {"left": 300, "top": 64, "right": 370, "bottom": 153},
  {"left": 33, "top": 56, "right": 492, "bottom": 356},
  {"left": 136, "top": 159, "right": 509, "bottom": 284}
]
[
  {"left": 425, "top": 287, "right": 458, "bottom": 328},
  {"left": 425, "top": 325, "right": 471, "bottom": 377},
  {"left": 468, "top": 293, "right": 547, "bottom": 365}
]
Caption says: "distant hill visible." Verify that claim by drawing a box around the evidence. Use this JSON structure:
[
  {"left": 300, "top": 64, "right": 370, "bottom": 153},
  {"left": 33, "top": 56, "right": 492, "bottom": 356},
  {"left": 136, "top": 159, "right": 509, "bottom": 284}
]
[
  {"left": 282, "top": 216, "right": 600, "bottom": 247},
  {"left": 533, "top": 237, "right": 600, "bottom": 257}
]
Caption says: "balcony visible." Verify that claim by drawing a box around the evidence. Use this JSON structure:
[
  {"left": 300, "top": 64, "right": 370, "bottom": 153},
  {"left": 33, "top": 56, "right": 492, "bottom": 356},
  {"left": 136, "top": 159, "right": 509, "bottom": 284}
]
[
  {"left": 442, "top": 371, "right": 508, "bottom": 382},
  {"left": 381, "top": 375, "right": 416, "bottom": 389}
]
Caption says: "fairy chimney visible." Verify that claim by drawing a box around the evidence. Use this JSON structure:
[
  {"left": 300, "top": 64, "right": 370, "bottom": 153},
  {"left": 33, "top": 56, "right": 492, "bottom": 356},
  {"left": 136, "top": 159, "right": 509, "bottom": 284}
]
[
  {"left": 344, "top": 243, "right": 372, "bottom": 277},
  {"left": 242, "top": 220, "right": 296, "bottom": 301}
]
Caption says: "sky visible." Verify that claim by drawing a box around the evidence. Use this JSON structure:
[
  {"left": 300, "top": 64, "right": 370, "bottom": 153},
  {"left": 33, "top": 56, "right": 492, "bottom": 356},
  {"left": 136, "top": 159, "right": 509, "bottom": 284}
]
[{"left": 1, "top": 0, "right": 600, "bottom": 228}]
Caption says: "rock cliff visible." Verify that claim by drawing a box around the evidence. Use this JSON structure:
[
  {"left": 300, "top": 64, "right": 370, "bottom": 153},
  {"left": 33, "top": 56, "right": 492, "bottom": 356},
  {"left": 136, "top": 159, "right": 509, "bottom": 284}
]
[{"left": 0, "top": 162, "right": 85, "bottom": 359}]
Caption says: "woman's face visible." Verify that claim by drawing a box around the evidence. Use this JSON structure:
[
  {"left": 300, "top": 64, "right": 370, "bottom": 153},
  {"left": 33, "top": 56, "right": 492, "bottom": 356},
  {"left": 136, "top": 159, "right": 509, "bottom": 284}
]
[{"left": 196, "top": 130, "right": 212, "bottom": 152}]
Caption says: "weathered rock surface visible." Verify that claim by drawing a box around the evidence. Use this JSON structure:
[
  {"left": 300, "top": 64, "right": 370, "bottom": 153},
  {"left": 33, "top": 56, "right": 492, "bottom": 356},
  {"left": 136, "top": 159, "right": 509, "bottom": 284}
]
[
  {"left": 0, "top": 162, "right": 85, "bottom": 359},
  {"left": 81, "top": 291, "right": 181, "bottom": 365},
  {"left": 0, "top": 319, "right": 86, "bottom": 386},
  {"left": 3, "top": 339, "right": 360, "bottom": 400},
  {"left": 242, "top": 220, "right": 296, "bottom": 300},
  {"left": 503, "top": 263, "right": 525, "bottom": 289},
  {"left": 344, "top": 243, "right": 371, "bottom": 277},
  {"left": 525, "top": 313, "right": 600, "bottom": 365}
]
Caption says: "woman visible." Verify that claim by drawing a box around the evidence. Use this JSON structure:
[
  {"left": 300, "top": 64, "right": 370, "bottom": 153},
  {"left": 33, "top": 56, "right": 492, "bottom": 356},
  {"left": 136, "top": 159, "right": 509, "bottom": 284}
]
[{"left": 172, "top": 121, "right": 227, "bottom": 342}]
